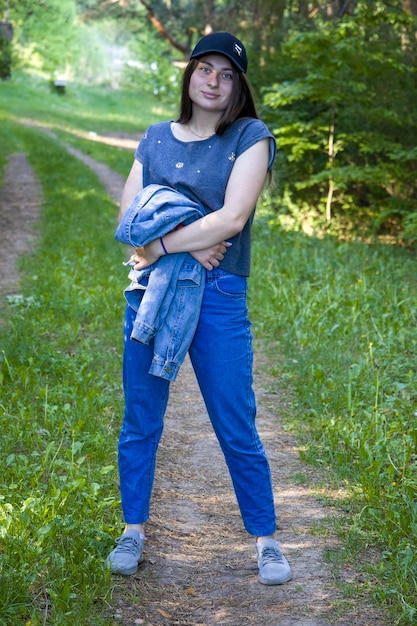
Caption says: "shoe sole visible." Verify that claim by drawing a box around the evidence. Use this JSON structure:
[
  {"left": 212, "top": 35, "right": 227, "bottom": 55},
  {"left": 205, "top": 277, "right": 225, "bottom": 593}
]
[
  {"left": 111, "top": 566, "right": 138, "bottom": 576},
  {"left": 106, "top": 553, "right": 145, "bottom": 576},
  {"left": 258, "top": 573, "right": 292, "bottom": 585}
]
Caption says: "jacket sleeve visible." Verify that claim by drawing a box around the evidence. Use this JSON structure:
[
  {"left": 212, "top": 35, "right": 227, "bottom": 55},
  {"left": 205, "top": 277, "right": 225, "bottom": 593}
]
[{"left": 115, "top": 185, "right": 204, "bottom": 247}]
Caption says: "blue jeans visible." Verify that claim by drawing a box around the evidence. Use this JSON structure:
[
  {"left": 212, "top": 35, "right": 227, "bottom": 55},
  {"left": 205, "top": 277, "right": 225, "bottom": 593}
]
[{"left": 118, "top": 268, "right": 277, "bottom": 536}]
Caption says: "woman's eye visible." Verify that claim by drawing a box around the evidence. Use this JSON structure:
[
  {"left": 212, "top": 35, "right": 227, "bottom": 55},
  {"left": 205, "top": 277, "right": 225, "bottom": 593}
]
[{"left": 222, "top": 72, "right": 233, "bottom": 80}]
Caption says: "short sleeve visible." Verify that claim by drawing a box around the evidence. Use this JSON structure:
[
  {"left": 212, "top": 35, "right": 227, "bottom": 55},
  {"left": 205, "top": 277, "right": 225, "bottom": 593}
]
[{"left": 235, "top": 119, "right": 276, "bottom": 171}]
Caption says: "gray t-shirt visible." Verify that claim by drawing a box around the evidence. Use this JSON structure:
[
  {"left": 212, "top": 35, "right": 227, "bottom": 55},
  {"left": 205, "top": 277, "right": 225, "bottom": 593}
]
[{"left": 135, "top": 118, "right": 276, "bottom": 276}]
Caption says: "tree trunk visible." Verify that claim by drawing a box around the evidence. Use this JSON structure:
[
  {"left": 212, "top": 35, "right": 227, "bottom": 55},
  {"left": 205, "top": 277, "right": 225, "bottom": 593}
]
[
  {"left": 403, "top": 0, "right": 417, "bottom": 15},
  {"left": 326, "top": 106, "right": 336, "bottom": 222}
]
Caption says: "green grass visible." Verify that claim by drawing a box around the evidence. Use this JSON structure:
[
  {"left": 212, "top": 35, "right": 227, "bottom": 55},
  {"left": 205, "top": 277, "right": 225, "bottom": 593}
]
[
  {"left": 0, "top": 71, "right": 416, "bottom": 624},
  {"left": 0, "top": 74, "right": 173, "bottom": 624},
  {"left": 0, "top": 74, "right": 174, "bottom": 622},
  {"left": 250, "top": 218, "right": 417, "bottom": 624},
  {"left": 0, "top": 71, "right": 174, "bottom": 135},
  {"left": 0, "top": 122, "right": 128, "bottom": 624}
]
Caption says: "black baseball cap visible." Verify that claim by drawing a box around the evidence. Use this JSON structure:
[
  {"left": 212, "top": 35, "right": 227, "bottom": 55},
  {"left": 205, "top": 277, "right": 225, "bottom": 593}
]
[{"left": 190, "top": 32, "right": 248, "bottom": 73}]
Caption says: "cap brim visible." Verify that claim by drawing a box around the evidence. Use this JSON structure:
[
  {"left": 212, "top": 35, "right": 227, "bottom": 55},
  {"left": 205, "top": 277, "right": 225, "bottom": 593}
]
[{"left": 191, "top": 50, "right": 245, "bottom": 73}]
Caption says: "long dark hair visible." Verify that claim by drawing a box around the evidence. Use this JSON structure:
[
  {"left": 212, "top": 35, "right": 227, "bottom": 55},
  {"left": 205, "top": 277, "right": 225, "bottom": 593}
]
[{"left": 176, "top": 59, "right": 259, "bottom": 135}]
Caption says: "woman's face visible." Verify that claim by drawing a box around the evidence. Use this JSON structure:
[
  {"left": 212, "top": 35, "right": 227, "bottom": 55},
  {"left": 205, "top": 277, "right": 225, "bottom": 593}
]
[{"left": 189, "top": 54, "right": 235, "bottom": 113}]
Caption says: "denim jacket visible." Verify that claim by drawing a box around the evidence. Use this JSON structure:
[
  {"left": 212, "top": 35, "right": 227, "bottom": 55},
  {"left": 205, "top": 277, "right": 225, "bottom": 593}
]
[{"left": 115, "top": 184, "right": 206, "bottom": 381}]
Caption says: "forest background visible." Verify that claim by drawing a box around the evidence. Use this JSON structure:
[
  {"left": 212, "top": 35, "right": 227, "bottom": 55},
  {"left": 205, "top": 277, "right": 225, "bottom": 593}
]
[
  {"left": 2, "top": 0, "right": 417, "bottom": 238},
  {"left": 0, "top": 1, "right": 417, "bottom": 625}
]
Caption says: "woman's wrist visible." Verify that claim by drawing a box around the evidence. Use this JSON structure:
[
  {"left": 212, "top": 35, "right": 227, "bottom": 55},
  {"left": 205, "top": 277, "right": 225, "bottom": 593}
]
[
  {"left": 142, "top": 239, "right": 164, "bottom": 262},
  {"left": 159, "top": 236, "right": 168, "bottom": 255}
]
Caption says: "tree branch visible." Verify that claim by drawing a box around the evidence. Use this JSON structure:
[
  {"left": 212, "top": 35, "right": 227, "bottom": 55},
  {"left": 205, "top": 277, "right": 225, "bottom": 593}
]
[{"left": 138, "top": 0, "right": 189, "bottom": 55}]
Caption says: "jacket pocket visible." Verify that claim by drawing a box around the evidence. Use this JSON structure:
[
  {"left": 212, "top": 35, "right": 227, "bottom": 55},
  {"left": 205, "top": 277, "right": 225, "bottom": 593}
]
[{"left": 178, "top": 263, "right": 204, "bottom": 287}]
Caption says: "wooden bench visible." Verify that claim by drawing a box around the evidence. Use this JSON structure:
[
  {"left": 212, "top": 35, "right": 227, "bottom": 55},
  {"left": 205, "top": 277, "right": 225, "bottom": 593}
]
[{"left": 53, "top": 79, "right": 67, "bottom": 94}]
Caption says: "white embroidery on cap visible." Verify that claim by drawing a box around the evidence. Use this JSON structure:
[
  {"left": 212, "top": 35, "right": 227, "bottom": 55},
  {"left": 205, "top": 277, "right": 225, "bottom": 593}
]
[{"left": 234, "top": 43, "right": 243, "bottom": 57}]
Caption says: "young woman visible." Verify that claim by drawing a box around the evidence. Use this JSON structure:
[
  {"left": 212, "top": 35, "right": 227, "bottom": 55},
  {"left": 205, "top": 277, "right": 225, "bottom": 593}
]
[{"left": 107, "top": 31, "right": 292, "bottom": 586}]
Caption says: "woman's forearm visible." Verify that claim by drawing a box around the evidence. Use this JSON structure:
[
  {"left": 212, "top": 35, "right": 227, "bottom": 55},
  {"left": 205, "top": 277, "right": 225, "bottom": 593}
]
[
  {"left": 159, "top": 207, "right": 243, "bottom": 254},
  {"left": 159, "top": 139, "right": 269, "bottom": 254},
  {"left": 134, "top": 139, "right": 269, "bottom": 264}
]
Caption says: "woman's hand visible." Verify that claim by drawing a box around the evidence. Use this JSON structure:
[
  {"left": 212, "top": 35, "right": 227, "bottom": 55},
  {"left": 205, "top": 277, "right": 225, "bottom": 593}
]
[
  {"left": 190, "top": 241, "right": 231, "bottom": 270},
  {"left": 131, "top": 240, "right": 231, "bottom": 271},
  {"left": 131, "top": 240, "right": 161, "bottom": 269}
]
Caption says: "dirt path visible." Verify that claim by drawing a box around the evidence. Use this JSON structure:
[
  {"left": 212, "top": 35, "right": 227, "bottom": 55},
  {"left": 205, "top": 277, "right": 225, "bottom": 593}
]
[
  {"left": 0, "top": 139, "right": 387, "bottom": 626},
  {"left": 0, "top": 153, "right": 43, "bottom": 298}
]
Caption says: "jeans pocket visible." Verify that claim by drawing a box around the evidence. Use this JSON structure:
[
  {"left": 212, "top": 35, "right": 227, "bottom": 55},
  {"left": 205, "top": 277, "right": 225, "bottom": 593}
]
[{"left": 214, "top": 272, "right": 247, "bottom": 298}]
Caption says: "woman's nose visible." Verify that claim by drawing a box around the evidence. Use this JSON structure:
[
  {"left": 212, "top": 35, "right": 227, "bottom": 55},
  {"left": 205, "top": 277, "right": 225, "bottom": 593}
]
[{"left": 207, "top": 70, "right": 220, "bottom": 86}]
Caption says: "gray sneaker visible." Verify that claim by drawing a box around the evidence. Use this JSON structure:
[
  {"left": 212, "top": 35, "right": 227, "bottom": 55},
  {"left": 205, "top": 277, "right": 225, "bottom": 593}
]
[
  {"left": 106, "top": 529, "right": 144, "bottom": 575},
  {"left": 256, "top": 538, "right": 292, "bottom": 585}
]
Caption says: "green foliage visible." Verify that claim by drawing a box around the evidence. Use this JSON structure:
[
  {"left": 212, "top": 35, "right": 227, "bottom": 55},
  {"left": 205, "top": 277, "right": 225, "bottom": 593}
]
[
  {"left": 0, "top": 79, "right": 174, "bottom": 623},
  {"left": 0, "top": 30, "right": 12, "bottom": 79},
  {"left": 263, "top": 3, "right": 417, "bottom": 238},
  {"left": 4, "top": 0, "right": 81, "bottom": 76},
  {"left": 0, "top": 71, "right": 173, "bottom": 149},
  {"left": 71, "top": 19, "right": 128, "bottom": 86},
  {"left": 0, "top": 123, "right": 127, "bottom": 624},
  {"left": 250, "top": 212, "right": 417, "bottom": 624},
  {"left": 6, "top": 0, "right": 416, "bottom": 243},
  {"left": 123, "top": 29, "right": 182, "bottom": 104},
  {"left": 1, "top": 49, "right": 417, "bottom": 622}
]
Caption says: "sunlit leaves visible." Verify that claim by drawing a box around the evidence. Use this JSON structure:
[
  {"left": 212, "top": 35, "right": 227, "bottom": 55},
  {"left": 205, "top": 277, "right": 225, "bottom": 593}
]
[{"left": 263, "top": 4, "right": 417, "bottom": 236}]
